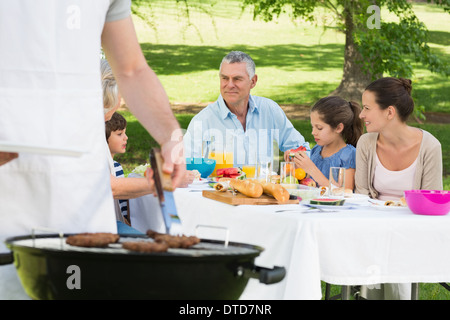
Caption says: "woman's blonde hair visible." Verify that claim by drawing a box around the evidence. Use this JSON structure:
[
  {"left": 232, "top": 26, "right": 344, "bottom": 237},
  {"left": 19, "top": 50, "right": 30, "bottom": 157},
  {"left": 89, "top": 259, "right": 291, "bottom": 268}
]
[{"left": 101, "top": 59, "right": 119, "bottom": 114}]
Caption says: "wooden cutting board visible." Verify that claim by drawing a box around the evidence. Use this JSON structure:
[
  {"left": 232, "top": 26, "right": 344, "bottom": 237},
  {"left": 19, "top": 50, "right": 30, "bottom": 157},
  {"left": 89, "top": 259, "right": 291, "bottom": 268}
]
[{"left": 202, "top": 190, "right": 299, "bottom": 206}]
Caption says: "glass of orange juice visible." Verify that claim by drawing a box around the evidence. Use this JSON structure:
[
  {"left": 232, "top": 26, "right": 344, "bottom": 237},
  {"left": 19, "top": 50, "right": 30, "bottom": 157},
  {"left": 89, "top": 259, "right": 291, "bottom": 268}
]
[
  {"left": 241, "top": 147, "right": 257, "bottom": 179},
  {"left": 242, "top": 165, "right": 256, "bottom": 179}
]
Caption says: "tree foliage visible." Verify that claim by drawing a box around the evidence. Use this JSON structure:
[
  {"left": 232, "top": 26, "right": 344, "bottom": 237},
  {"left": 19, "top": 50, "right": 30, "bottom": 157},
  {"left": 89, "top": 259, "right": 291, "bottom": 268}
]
[{"left": 242, "top": 0, "right": 450, "bottom": 81}]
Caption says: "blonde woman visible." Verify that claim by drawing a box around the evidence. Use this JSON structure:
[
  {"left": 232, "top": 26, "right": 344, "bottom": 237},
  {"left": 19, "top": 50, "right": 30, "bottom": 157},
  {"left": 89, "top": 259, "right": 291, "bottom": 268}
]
[
  {"left": 102, "top": 58, "right": 122, "bottom": 121},
  {"left": 101, "top": 59, "right": 194, "bottom": 234},
  {"left": 101, "top": 59, "right": 154, "bottom": 233}
]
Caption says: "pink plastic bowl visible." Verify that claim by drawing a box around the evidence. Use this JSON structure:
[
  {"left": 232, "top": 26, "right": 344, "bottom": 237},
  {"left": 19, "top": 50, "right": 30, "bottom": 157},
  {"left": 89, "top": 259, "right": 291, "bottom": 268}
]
[{"left": 404, "top": 190, "right": 450, "bottom": 216}]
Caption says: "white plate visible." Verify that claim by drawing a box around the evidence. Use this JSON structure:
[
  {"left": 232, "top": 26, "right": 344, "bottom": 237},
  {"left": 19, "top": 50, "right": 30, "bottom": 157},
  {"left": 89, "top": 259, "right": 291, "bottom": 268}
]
[
  {"left": 347, "top": 193, "right": 370, "bottom": 200},
  {"left": 189, "top": 178, "right": 209, "bottom": 185},
  {"left": 368, "top": 199, "right": 409, "bottom": 210},
  {"left": 0, "top": 141, "right": 85, "bottom": 157},
  {"left": 302, "top": 203, "right": 360, "bottom": 210}
]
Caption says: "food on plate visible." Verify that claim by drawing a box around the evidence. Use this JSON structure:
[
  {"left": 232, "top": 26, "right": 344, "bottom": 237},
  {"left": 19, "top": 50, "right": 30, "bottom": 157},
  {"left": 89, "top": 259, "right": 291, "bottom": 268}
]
[
  {"left": 282, "top": 175, "right": 298, "bottom": 184},
  {"left": 400, "top": 196, "right": 407, "bottom": 206},
  {"left": 288, "top": 188, "right": 320, "bottom": 201},
  {"left": 319, "top": 186, "right": 329, "bottom": 196},
  {"left": 300, "top": 177, "right": 316, "bottom": 187},
  {"left": 132, "top": 163, "right": 150, "bottom": 177},
  {"left": 383, "top": 197, "right": 407, "bottom": 207},
  {"left": 214, "top": 180, "right": 230, "bottom": 192},
  {"left": 122, "top": 241, "right": 169, "bottom": 253},
  {"left": 215, "top": 167, "right": 246, "bottom": 180},
  {"left": 294, "top": 168, "right": 306, "bottom": 181},
  {"left": 270, "top": 174, "right": 280, "bottom": 184},
  {"left": 259, "top": 181, "right": 290, "bottom": 203},
  {"left": 310, "top": 198, "right": 346, "bottom": 206},
  {"left": 66, "top": 232, "right": 120, "bottom": 248},
  {"left": 288, "top": 146, "right": 307, "bottom": 159},
  {"left": 146, "top": 230, "right": 201, "bottom": 248},
  {"left": 229, "top": 179, "right": 263, "bottom": 198},
  {"left": 191, "top": 169, "right": 201, "bottom": 181}
]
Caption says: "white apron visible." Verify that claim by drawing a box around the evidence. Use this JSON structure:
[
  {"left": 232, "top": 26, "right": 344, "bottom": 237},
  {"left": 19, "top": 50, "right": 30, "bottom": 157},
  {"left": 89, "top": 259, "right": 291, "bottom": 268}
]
[{"left": 0, "top": 0, "right": 117, "bottom": 299}]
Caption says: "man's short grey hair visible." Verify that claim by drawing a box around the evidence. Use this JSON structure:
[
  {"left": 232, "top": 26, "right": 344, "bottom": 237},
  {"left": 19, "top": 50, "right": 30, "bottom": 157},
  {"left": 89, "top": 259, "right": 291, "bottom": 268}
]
[{"left": 220, "top": 51, "right": 256, "bottom": 79}]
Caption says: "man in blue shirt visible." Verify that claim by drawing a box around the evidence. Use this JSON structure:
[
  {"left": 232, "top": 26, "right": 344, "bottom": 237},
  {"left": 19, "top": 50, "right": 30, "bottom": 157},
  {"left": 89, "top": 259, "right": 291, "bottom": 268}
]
[{"left": 183, "top": 51, "right": 309, "bottom": 168}]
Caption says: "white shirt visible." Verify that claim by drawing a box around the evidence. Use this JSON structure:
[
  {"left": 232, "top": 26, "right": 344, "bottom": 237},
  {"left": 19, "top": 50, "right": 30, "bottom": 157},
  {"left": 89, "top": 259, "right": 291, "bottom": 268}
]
[
  {"left": 373, "top": 153, "right": 417, "bottom": 201},
  {"left": 183, "top": 94, "right": 310, "bottom": 166}
]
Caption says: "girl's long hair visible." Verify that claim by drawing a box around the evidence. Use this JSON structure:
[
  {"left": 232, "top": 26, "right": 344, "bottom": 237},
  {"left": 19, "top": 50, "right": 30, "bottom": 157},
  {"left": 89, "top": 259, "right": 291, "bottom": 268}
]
[{"left": 311, "top": 96, "right": 364, "bottom": 147}]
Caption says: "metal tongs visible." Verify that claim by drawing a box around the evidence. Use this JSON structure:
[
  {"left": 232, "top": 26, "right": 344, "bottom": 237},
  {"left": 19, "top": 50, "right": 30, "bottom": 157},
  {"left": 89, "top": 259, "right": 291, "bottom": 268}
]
[{"left": 149, "top": 148, "right": 182, "bottom": 235}]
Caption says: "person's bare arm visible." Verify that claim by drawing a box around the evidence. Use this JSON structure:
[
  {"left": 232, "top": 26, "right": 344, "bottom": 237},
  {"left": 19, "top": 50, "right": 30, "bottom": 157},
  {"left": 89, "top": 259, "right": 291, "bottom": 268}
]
[
  {"left": 0, "top": 152, "right": 18, "bottom": 166},
  {"left": 110, "top": 175, "right": 154, "bottom": 199},
  {"left": 101, "top": 17, "right": 186, "bottom": 188}
]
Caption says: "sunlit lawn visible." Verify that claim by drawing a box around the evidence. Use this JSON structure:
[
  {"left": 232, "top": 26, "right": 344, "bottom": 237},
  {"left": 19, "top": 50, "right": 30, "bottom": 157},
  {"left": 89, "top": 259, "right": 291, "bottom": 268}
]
[{"left": 132, "top": 1, "right": 449, "bottom": 111}]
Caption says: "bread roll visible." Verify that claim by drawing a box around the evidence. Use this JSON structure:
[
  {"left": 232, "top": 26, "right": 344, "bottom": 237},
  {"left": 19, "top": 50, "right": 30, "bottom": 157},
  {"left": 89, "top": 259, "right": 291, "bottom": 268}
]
[
  {"left": 260, "top": 182, "right": 290, "bottom": 203},
  {"left": 229, "top": 179, "right": 263, "bottom": 198}
]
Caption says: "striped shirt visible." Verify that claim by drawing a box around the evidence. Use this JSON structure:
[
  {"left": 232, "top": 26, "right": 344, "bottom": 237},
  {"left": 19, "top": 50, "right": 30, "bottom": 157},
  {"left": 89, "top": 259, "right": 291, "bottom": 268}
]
[{"left": 114, "top": 161, "right": 128, "bottom": 220}]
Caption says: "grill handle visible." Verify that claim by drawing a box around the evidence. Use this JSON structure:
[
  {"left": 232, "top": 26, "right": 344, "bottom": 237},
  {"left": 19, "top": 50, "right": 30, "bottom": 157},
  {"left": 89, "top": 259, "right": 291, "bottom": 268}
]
[
  {"left": 31, "top": 227, "right": 64, "bottom": 249},
  {"left": 237, "top": 265, "right": 286, "bottom": 285},
  {"left": 195, "top": 225, "right": 230, "bottom": 247},
  {"left": 0, "top": 252, "right": 13, "bottom": 265}
]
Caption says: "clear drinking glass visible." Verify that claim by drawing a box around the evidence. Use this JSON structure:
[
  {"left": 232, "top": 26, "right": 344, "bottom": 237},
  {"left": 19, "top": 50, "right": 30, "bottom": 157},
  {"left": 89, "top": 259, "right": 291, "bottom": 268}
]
[
  {"left": 202, "top": 139, "right": 211, "bottom": 159},
  {"left": 329, "top": 167, "right": 345, "bottom": 198},
  {"left": 280, "top": 162, "right": 295, "bottom": 184},
  {"left": 257, "top": 159, "right": 272, "bottom": 182},
  {"left": 242, "top": 146, "right": 257, "bottom": 179}
]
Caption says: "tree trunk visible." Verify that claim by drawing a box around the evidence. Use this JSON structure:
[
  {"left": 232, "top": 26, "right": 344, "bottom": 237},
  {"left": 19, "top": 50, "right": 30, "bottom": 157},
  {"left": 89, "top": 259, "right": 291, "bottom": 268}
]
[{"left": 330, "top": 1, "right": 374, "bottom": 103}]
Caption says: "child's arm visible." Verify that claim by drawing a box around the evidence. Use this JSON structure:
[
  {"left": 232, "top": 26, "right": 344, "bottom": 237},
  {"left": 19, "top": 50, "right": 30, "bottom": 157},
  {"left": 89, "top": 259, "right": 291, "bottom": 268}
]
[
  {"left": 110, "top": 174, "right": 155, "bottom": 199},
  {"left": 345, "top": 168, "right": 356, "bottom": 191},
  {"left": 293, "top": 151, "right": 329, "bottom": 187}
]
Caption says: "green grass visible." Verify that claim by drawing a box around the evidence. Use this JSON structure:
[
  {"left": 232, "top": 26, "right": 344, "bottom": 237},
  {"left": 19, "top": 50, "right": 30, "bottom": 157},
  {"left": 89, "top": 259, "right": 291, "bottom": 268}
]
[
  {"left": 132, "top": 0, "right": 450, "bottom": 111},
  {"left": 322, "top": 282, "right": 450, "bottom": 300}
]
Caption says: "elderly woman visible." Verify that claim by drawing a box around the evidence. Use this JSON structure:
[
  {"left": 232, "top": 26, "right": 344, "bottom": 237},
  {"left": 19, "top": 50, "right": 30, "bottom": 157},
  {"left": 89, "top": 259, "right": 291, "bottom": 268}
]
[
  {"left": 101, "top": 60, "right": 195, "bottom": 234},
  {"left": 101, "top": 59, "right": 154, "bottom": 233}
]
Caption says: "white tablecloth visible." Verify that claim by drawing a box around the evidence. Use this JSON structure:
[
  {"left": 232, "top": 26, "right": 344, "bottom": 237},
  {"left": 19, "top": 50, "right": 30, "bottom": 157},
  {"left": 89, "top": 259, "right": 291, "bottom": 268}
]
[{"left": 129, "top": 183, "right": 450, "bottom": 300}]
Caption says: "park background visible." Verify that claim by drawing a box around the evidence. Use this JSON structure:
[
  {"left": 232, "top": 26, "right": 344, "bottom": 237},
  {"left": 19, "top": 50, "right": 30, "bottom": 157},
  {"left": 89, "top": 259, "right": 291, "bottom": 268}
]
[{"left": 114, "top": 0, "right": 449, "bottom": 299}]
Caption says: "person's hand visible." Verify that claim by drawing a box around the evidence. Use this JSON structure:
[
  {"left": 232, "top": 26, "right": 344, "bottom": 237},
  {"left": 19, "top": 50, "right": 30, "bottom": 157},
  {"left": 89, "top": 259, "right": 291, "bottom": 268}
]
[
  {"left": 160, "top": 133, "right": 186, "bottom": 189},
  {"left": 283, "top": 150, "right": 292, "bottom": 162},
  {"left": 144, "top": 167, "right": 155, "bottom": 195},
  {"left": 0, "top": 152, "right": 18, "bottom": 166},
  {"left": 293, "top": 151, "right": 315, "bottom": 174},
  {"left": 178, "top": 170, "right": 196, "bottom": 188}
]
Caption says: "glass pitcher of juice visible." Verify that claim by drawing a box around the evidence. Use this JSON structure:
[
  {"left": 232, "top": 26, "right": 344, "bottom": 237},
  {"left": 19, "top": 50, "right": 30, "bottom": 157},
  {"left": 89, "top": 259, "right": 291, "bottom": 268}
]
[
  {"left": 210, "top": 151, "right": 234, "bottom": 177},
  {"left": 209, "top": 135, "right": 234, "bottom": 177},
  {"left": 242, "top": 165, "right": 256, "bottom": 179}
]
